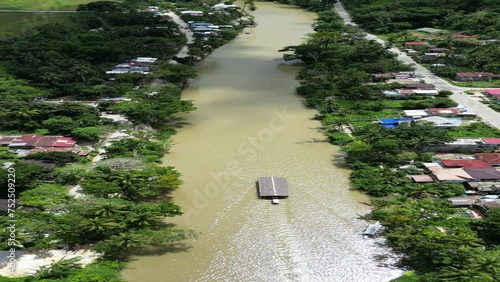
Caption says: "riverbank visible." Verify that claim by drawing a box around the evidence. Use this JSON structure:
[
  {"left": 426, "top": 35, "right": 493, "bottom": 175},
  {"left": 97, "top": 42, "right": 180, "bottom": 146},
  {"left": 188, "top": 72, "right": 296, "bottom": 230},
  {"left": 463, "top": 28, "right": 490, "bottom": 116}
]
[
  {"left": 122, "top": 2, "right": 402, "bottom": 281},
  {"left": 0, "top": 2, "right": 252, "bottom": 281},
  {"left": 283, "top": 2, "right": 500, "bottom": 281}
]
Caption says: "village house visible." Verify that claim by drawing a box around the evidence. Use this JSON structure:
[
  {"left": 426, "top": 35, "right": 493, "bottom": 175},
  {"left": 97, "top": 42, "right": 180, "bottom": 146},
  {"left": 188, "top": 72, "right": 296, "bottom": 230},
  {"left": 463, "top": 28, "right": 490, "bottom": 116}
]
[
  {"left": 455, "top": 72, "right": 499, "bottom": 81},
  {"left": 377, "top": 118, "right": 414, "bottom": 128},
  {"left": 0, "top": 135, "right": 76, "bottom": 149},
  {"left": 382, "top": 90, "right": 411, "bottom": 99},
  {"left": 427, "top": 48, "right": 450, "bottom": 53},
  {"left": 212, "top": 3, "right": 237, "bottom": 10},
  {"left": 416, "top": 27, "right": 447, "bottom": 35},
  {"left": 466, "top": 182, "right": 500, "bottom": 194},
  {"left": 106, "top": 57, "right": 157, "bottom": 75},
  {"left": 404, "top": 83, "right": 436, "bottom": 90},
  {"left": 484, "top": 89, "right": 500, "bottom": 103},
  {"left": 425, "top": 164, "right": 473, "bottom": 183},
  {"left": 421, "top": 138, "right": 500, "bottom": 153},
  {"left": 180, "top": 10, "right": 204, "bottom": 16},
  {"left": 476, "top": 153, "right": 500, "bottom": 167},
  {"left": 404, "top": 41, "right": 429, "bottom": 47},
  {"left": 426, "top": 106, "right": 476, "bottom": 117},
  {"left": 448, "top": 198, "right": 475, "bottom": 207},
  {"left": 440, "top": 159, "right": 493, "bottom": 169},
  {"left": 452, "top": 33, "right": 477, "bottom": 39},
  {"left": 464, "top": 168, "right": 500, "bottom": 181},
  {"left": 403, "top": 109, "right": 430, "bottom": 118},
  {"left": 416, "top": 116, "right": 462, "bottom": 128}
]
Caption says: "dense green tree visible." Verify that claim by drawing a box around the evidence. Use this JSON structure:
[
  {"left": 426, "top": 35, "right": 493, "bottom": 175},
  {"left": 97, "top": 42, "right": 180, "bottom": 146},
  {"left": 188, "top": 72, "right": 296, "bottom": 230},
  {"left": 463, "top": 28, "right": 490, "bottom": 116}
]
[{"left": 19, "top": 184, "right": 72, "bottom": 211}]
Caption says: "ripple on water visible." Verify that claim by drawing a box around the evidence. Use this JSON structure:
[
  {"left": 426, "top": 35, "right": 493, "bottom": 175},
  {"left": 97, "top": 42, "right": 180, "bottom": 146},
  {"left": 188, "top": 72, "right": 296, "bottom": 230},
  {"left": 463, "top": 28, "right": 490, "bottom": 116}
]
[{"left": 193, "top": 146, "right": 402, "bottom": 282}]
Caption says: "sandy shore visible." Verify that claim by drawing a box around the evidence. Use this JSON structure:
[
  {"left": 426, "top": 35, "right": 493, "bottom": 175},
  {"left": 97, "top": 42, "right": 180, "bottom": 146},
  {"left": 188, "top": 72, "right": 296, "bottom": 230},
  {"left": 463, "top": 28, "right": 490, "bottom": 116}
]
[{"left": 0, "top": 249, "right": 100, "bottom": 278}]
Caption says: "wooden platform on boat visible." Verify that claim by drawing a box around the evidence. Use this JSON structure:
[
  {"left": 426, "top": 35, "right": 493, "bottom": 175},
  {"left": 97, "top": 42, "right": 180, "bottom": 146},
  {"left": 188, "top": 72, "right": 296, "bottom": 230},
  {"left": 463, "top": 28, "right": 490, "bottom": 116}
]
[{"left": 257, "top": 177, "right": 289, "bottom": 198}]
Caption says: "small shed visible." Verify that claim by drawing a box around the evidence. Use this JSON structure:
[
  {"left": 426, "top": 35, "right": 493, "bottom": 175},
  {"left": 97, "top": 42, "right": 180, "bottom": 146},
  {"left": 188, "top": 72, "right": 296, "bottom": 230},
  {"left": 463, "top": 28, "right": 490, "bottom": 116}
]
[{"left": 257, "top": 177, "right": 289, "bottom": 198}]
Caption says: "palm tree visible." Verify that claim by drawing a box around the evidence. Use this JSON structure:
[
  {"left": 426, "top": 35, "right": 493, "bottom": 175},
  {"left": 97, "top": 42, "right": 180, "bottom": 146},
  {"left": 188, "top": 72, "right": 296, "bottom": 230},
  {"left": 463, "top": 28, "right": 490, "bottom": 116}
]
[
  {"left": 107, "top": 232, "right": 144, "bottom": 249},
  {"left": 31, "top": 257, "right": 81, "bottom": 281},
  {"left": 439, "top": 266, "right": 495, "bottom": 282},
  {"left": 92, "top": 203, "right": 128, "bottom": 217},
  {"left": 127, "top": 210, "right": 162, "bottom": 228},
  {"left": 83, "top": 217, "right": 118, "bottom": 233},
  {"left": 70, "top": 64, "right": 92, "bottom": 83}
]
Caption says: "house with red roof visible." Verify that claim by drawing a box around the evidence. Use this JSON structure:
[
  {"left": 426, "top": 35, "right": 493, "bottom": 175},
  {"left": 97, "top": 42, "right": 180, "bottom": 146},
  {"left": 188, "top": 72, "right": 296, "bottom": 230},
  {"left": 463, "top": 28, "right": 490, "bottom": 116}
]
[
  {"left": 484, "top": 89, "right": 500, "bottom": 102},
  {"left": 441, "top": 159, "right": 493, "bottom": 169},
  {"left": 476, "top": 153, "right": 500, "bottom": 167},
  {"left": 452, "top": 33, "right": 477, "bottom": 39},
  {"left": 0, "top": 135, "right": 76, "bottom": 149},
  {"left": 482, "top": 138, "right": 500, "bottom": 147},
  {"left": 404, "top": 41, "right": 428, "bottom": 46}
]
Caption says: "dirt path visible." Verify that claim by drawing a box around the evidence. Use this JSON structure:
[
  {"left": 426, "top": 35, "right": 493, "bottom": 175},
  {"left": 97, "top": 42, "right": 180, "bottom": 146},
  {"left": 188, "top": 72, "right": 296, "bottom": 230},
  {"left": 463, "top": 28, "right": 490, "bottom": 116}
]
[{"left": 167, "top": 11, "right": 194, "bottom": 60}]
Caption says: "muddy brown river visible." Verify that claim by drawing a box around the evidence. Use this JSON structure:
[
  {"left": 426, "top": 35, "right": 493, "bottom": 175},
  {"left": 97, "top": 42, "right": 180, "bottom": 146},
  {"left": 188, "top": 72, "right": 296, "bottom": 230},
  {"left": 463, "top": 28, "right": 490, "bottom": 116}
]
[{"left": 122, "top": 3, "right": 402, "bottom": 282}]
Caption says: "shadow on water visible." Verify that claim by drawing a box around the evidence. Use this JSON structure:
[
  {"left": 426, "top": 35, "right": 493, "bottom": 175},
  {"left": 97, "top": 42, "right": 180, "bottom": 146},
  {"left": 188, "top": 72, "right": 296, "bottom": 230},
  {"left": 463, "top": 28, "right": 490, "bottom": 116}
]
[
  {"left": 126, "top": 242, "right": 194, "bottom": 259},
  {"left": 330, "top": 153, "right": 349, "bottom": 169}
]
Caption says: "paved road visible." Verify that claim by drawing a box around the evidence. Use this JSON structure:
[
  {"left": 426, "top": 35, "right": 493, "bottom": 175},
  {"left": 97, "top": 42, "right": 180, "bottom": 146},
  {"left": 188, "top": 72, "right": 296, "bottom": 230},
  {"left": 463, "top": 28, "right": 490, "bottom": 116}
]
[{"left": 335, "top": 1, "right": 500, "bottom": 129}]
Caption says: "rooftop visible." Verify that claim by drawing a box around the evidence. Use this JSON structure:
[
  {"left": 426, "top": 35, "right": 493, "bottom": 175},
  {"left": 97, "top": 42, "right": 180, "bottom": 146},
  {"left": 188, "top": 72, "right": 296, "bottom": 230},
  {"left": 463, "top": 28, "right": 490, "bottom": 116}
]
[
  {"left": 257, "top": 177, "right": 289, "bottom": 197},
  {"left": 405, "top": 41, "right": 428, "bottom": 46},
  {"left": 431, "top": 168, "right": 473, "bottom": 182},
  {"left": 410, "top": 175, "right": 435, "bottom": 183},
  {"left": 403, "top": 109, "right": 429, "bottom": 117},
  {"left": 441, "top": 159, "right": 493, "bottom": 169},
  {"left": 476, "top": 153, "right": 500, "bottom": 166},
  {"left": 456, "top": 72, "right": 496, "bottom": 78},
  {"left": 0, "top": 135, "right": 76, "bottom": 148},
  {"left": 417, "top": 116, "right": 462, "bottom": 127},
  {"left": 483, "top": 138, "right": 500, "bottom": 144},
  {"left": 485, "top": 89, "right": 500, "bottom": 95},
  {"left": 464, "top": 168, "right": 500, "bottom": 180}
]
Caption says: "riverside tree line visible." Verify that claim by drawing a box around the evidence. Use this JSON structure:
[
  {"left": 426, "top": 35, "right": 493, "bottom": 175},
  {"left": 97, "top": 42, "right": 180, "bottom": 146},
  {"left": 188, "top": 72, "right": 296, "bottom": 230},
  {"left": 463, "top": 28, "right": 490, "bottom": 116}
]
[
  {"left": 0, "top": 0, "right": 251, "bottom": 281},
  {"left": 279, "top": 4, "right": 500, "bottom": 282}
]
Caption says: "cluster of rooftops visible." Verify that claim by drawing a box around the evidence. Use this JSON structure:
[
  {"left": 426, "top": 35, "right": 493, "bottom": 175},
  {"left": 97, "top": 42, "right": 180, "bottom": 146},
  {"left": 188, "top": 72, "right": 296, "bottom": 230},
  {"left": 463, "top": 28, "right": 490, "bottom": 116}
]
[
  {"left": 106, "top": 57, "right": 158, "bottom": 75},
  {"left": 374, "top": 72, "right": 440, "bottom": 98},
  {"left": 377, "top": 103, "right": 475, "bottom": 129},
  {"left": 406, "top": 152, "right": 500, "bottom": 215},
  {"left": 0, "top": 135, "right": 89, "bottom": 157}
]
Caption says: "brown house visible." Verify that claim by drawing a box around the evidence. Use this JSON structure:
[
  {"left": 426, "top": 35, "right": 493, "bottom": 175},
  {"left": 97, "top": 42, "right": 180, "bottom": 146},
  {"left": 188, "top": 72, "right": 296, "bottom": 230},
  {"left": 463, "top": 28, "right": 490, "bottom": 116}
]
[{"left": 455, "top": 72, "right": 498, "bottom": 81}]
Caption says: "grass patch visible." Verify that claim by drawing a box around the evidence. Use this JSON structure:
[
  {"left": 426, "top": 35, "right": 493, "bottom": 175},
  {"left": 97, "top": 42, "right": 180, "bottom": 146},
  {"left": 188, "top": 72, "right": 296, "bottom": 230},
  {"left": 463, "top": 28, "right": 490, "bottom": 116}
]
[
  {"left": 0, "top": 12, "right": 73, "bottom": 35},
  {"left": 348, "top": 109, "right": 402, "bottom": 121},
  {"left": 390, "top": 271, "right": 419, "bottom": 282},
  {"left": 448, "top": 122, "right": 500, "bottom": 138},
  {"left": 449, "top": 79, "right": 500, "bottom": 88},
  {"left": 0, "top": 0, "right": 117, "bottom": 10}
]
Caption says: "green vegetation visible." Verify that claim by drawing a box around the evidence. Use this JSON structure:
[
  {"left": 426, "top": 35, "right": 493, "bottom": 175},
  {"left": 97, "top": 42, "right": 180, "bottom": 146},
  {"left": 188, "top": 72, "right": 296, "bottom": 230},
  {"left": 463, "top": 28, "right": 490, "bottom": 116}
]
[
  {"left": 0, "top": 12, "right": 73, "bottom": 35},
  {"left": 452, "top": 80, "right": 500, "bottom": 88},
  {"left": 0, "top": 0, "right": 118, "bottom": 10},
  {"left": 343, "top": 0, "right": 500, "bottom": 78},
  {"left": 448, "top": 122, "right": 500, "bottom": 138},
  {"left": 0, "top": 0, "right": 254, "bottom": 280},
  {"left": 343, "top": 0, "right": 500, "bottom": 38},
  {"left": 283, "top": 5, "right": 500, "bottom": 281}
]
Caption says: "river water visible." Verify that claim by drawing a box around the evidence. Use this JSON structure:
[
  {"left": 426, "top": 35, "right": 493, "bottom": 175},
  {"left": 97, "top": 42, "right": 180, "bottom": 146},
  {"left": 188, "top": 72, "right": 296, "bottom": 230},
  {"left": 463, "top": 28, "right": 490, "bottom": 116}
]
[{"left": 122, "top": 3, "right": 402, "bottom": 282}]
